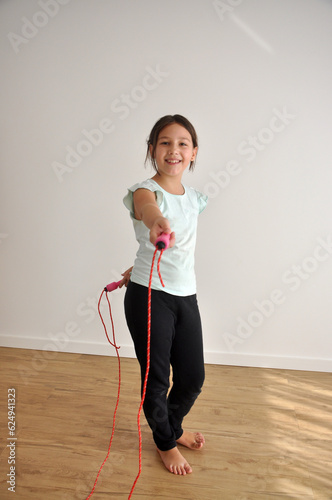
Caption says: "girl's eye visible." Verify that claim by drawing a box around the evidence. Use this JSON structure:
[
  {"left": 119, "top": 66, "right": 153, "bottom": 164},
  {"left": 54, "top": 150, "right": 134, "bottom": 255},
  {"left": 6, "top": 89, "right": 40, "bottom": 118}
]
[{"left": 158, "top": 141, "right": 189, "bottom": 146}]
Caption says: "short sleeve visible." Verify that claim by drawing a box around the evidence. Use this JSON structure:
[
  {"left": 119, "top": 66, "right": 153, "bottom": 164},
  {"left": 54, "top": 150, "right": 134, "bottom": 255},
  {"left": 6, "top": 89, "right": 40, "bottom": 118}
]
[
  {"left": 196, "top": 190, "right": 208, "bottom": 214},
  {"left": 123, "top": 180, "right": 163, "bottom": 219}
]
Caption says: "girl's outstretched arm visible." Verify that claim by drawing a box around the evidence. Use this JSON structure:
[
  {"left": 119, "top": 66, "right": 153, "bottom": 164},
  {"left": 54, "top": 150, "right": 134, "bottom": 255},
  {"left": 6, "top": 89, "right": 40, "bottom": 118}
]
[{"left": 133, "top": 189, "right": 175, "bottom": 247}]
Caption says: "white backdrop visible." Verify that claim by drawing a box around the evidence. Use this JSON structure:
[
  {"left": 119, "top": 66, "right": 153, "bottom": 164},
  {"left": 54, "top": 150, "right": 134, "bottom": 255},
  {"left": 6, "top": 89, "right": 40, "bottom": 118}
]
[{"left": 1, "top": 0, "right": 332, "bottom": 372}]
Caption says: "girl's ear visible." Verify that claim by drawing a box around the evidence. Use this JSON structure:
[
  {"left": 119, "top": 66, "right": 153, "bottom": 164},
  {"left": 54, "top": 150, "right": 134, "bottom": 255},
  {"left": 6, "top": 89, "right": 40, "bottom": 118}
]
[
  {"left": 149, "top": 143, "right": 154, "bottom": 158},
  {"left": 191, "top": 146, "right": 198, "bottom": 161}
]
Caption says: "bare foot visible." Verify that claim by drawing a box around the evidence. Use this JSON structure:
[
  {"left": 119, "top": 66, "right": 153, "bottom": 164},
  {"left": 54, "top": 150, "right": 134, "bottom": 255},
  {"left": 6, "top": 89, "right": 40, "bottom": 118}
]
[
  {"left": 176, "top": 430, "right": 205, "bottom": 450},
  {"left": 157, "top": 447, "right": 192, "bottom": 475}
]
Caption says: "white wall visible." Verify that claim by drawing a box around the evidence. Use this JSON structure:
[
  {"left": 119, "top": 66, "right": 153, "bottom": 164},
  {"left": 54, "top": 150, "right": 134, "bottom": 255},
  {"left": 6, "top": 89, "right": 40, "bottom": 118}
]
[{"left": 1, "top": 0, "right": 332, "bottom": 372}]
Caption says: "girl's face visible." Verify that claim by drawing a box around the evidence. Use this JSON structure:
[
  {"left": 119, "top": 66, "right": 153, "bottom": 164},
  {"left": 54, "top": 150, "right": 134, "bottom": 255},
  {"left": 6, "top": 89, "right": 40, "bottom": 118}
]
[{"left": 151, "top": 123, "right": 197, "bottom": 179}]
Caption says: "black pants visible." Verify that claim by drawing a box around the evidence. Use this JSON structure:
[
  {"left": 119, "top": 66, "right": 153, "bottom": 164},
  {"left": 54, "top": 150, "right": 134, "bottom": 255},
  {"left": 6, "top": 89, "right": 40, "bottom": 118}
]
[{"left": 124, "top": 281, "right": 205, "bottom": 451}]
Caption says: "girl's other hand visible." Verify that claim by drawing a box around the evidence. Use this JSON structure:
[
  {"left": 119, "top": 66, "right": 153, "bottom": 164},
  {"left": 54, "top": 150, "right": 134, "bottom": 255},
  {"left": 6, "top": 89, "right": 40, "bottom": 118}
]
[{"left": 119, "top": 266, "right": 133, "bottom": 288}]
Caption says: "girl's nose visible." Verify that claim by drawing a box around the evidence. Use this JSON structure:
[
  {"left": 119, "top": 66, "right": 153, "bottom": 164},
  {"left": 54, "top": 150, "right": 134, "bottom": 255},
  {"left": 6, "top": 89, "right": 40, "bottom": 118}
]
[{"left": 168, "top": 144, "right": 178, "bottom": 154}]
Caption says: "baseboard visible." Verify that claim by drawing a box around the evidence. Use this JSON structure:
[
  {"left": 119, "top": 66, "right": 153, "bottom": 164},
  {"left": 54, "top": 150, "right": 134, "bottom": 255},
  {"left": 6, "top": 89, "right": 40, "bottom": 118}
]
[
  {"left": 203, "top": 350, "right": 332, "bottom": 372},
  {"left": 0, "top": 335, "right": 331, "bottom": 372},
  {"left": 0, "top": 334, "right": 136, "bottom": 359}
]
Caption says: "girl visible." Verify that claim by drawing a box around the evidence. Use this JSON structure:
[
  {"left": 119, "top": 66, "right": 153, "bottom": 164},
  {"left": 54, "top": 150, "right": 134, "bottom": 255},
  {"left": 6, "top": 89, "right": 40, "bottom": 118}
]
[{"left": 121, "top": 114, "right": 207, "bottom": 475}]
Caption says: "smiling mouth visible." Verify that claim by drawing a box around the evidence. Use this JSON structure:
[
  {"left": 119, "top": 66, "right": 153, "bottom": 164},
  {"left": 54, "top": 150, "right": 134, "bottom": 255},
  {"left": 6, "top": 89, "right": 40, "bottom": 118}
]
[{"left": 165, "top": 159, "right": 181, "bottom": 164}]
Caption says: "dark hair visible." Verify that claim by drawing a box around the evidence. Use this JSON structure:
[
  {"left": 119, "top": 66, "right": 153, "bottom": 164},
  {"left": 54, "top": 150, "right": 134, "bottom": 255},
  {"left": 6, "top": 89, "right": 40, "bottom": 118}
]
[{"left": 145, "top": 114, "right": 198, "bottom": 172}]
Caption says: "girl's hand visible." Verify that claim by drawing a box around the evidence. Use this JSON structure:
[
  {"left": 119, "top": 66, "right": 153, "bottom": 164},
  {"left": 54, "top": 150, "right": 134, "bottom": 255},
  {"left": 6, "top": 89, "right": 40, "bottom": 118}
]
[
  {"left": 149, "top": 217, "right": 175, "bottom": 248},
  {"left": 119, "top": 266, "right": 133, "bottom": 288}
]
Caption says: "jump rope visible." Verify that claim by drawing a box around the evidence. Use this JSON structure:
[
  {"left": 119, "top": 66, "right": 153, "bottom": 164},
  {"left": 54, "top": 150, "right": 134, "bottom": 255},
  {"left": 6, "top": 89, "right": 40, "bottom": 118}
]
[{"left": 86, "top": 232, "right": 170, "bottom": 499}]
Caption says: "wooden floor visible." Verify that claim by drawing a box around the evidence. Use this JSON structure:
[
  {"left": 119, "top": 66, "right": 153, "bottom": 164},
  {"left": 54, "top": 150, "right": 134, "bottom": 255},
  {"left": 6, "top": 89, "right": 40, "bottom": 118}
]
[{"left": 0, "top": 347, "right": 331, "bottom": 499}]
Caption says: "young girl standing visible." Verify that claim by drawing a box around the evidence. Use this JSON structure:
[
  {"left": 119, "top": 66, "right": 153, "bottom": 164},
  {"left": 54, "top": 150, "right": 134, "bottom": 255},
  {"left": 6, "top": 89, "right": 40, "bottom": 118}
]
[{"left": 122, "top": 114, "right": 207, "bottom": 475}]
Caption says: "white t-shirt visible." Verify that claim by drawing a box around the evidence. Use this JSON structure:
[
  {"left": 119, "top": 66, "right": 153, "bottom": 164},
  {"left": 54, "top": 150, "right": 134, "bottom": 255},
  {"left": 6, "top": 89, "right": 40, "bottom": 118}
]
[{"left": 123, "top": 179, "right": 208, "bottom": 296}]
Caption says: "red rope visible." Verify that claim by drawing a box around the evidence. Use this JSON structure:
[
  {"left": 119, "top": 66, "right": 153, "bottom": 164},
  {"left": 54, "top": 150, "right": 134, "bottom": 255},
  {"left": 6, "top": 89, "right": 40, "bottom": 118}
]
[
  {"left": 128, "top": 247, "right": 164, "bottom": 498},
  {"left": 157, "top": 250, "right": 165, "bottom": 287},
  {"left": 86, "top": 289, "right": 121, "bottom": 500},
  {"left": 88, "top": 247, "right": 165, "bottom": 499}
]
